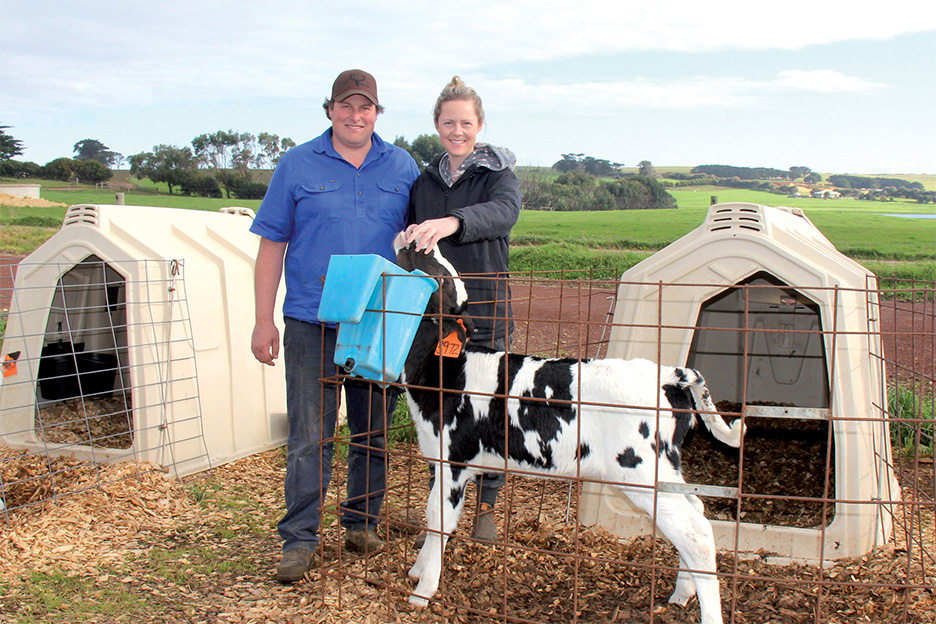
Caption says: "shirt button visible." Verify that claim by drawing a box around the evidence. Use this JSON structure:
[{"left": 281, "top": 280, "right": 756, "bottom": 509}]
[
  {"left": 358, "top": 191, "right": 362, "bottom": 195},
  {"left": 319, "top": 186, "right": 324, "bottom": 190}
]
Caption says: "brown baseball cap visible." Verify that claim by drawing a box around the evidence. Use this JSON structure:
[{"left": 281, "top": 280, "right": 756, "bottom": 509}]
[{"left": 331, "top": 69, "right": 379, "bottom": 105}]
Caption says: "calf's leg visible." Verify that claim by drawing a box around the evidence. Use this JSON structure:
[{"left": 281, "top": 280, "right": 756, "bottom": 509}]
[
  {"left": 623, "top": 490, "right": 724, "bottom": 624},
  {"left": 669, "top": 494, "right": 706, "bottom": 604},
  {"left": 409, "top": 462, "right": 470, "bottom": 607}
]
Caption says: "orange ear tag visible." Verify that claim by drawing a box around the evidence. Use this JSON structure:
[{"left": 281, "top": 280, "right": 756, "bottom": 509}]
[
  {"left": 434, "top": 320, "right": 467, "bottom": 358},
  {"left": 2, "top": 352, "right": 20, "bottom": 378}
]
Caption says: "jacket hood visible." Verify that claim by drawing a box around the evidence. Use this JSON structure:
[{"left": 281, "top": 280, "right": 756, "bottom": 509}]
[
  {"left": 473, "top": 143, "right": 516, "bottom": 172},
  {"left": 431, "top": 143, "right": 517, "bottom": 178}
]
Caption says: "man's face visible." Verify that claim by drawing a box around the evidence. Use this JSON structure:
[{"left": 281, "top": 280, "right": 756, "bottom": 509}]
[{"left": 329, "top": 94, "right": 378, "bottom": 151}]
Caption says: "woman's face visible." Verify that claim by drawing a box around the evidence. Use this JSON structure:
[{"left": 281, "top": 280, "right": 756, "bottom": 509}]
[{"left": 435, "top": 99, "right": 482, "bottom": 165}]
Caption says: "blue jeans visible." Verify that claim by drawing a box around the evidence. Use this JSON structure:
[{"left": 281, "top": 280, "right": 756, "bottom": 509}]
[{"left": 278, "top": 318, "right": 398, "bottom": 553}]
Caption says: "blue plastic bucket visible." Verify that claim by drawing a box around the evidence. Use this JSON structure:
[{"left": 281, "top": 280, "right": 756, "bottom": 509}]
[
  {"left": 318, "top": 255, "right": 396, "bottom": 323},
  {"left": 319, "top": 255, "right": 438, "bottom": 381}
]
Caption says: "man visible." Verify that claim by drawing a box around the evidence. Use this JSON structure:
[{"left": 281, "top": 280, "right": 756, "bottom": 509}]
[{"left": 250, "top": 69, "right": 419, "bottom": 584}]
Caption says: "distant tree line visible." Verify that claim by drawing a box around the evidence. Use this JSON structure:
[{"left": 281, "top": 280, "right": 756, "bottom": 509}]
[
  {"left": 40, "top": 158, "right": 112, "bottom": 183},
  {"left": 130, "top": 130, "right": 295, "bottom": 199},
  {"left": 0, "top": 127, "right": 115, "bottom": 183},
  {"left": 552, "top": 154, "right": 661, "bottom": 179},
  {"left": 691, "top": 164, "right": 797, "bottom": 180},
  {"left": 521, "top": 170, "right": 676, "bottom": 211},
  {"left": 852, "top": 186, "right": 935, "bottom": 203},
  {"left": 827, "top": 175, "right": 924, "bottom": 191},
  {"left": 0, "top": 155, "right": 112, "bottom": 184},
  {"left": 551, "top": 153, "right": 625, "bottom": 177},
  {"left": 3, "top": 124, "right": 931, "bottom": 205},
  {"left": 393, "top": 134, "right": 444, "bottom": 171},
  {"left": 518, "top": 153, "right": 672, "bottom": 210},
  {"left": 390, "top": 141, "right": 676, "bottom": 211},
  {"left": 0, "top": 123, "right": 295, "bottom": 200},
  {"left": 660, "top": 173, "right": 720, "bottom": 187}
]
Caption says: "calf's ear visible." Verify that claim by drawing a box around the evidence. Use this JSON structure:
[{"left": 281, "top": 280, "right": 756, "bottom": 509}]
[
  {"left": 459, "top": 314, "right": 475, "bottom": 339},
  {"left": 392, "top": 231, "right": 408, "bottom": 255}
]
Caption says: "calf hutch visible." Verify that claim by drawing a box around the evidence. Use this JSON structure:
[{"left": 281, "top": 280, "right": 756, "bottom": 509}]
[
  {"left": 0, "top": 204, "right": 287, "bottom": 480},
  {"left": 580, "top": 202, "right": 900, "bottom": 562}
]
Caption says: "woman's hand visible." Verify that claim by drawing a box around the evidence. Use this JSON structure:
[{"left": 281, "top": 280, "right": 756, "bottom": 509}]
[{"left": 404, "top": 217, "right": 460, "bottom": 253}]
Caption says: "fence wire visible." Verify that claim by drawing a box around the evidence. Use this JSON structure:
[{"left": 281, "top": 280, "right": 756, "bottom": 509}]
[
  {"left": 1, "top": 261, "right": 933, "bottom": 623},
  {"left": 0, "top": 257, "right": 209, "bottom": 518},
  {"left": 314, "top": 270, "right": 934, "bottom": 624}
]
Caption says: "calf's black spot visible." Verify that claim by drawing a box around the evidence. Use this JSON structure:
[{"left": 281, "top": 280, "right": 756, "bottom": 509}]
[
  {"left": 617, "top": 447, "right": 643, "bottom": 469},
  {"left": 448, "top": 484, "right": 465, "bottom": 508}
]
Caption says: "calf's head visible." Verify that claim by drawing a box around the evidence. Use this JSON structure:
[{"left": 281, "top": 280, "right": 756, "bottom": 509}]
[{"left": 394, "top": 232, "right": 473, "bottom": 333}]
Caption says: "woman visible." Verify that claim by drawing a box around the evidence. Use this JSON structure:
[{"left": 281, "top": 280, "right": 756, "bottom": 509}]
[{"left": 404, "top": 76, "right": 522, "bottom": 543}]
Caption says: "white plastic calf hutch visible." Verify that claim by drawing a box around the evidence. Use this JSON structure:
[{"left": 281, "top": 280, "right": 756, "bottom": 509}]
[
  {"left": 579, "top": 202, "right": 899, "bottom": 562},
  {"left": 0, "top": 204, "right": 287, "bottom": 477}
]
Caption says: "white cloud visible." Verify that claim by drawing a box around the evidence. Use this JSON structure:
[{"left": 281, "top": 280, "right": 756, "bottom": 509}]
[
  {"left": 479, "top": 76, "right": 767, "bottom": 113},
  {"left": 774, "top": 70, "right": 888, "bottom": 92},
  {"left": 405, "top": 1, "right": 936, "bottom": 59},
  {"left": 2, "top": 0, "right": 932, "bottom": 117},
  {"left": 4, "top": 1, "right": 934, "bottom": 171},
  {"left": 467, "top": 68, "right": 883, "bottom": 117}
]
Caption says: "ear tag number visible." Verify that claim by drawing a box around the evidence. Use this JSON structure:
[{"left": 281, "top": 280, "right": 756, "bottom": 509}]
[
  {"left": 434, "top": 332, "right": 463, "bottom": 358},
  {"left": 434, "top": 320, "right": 467, "bottom": 358}
]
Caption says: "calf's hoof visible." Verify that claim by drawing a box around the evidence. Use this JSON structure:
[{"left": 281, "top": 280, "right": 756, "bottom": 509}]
[
  {"left": 668, "top": 591, "right": 693, "bottom": 607},
  {"left": 408, "top": 594, "right": 430, "bottom": 608}
]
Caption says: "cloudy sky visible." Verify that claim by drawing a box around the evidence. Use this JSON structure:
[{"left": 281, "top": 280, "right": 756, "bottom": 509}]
[{"left": 3, "top": 1, "right": 934, "bottom": 174}]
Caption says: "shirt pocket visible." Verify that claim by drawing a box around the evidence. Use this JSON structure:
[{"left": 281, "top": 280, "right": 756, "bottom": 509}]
[
  {"left": 377, "top": 178, "right": 411, "bottom": 226},
  {"left": 296, "top": 180, "right": 344, "bottom": 220}
]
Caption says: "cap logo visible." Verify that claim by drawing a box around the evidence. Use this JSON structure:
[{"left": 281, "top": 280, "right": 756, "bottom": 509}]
[{"left": 348, "top": 73, "right": 367, "bottom": 87}]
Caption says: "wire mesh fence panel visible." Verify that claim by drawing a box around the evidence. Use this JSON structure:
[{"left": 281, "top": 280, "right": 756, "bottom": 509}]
[
  {"left": 1, "top": 259, "right": 933, "bottom": 623},
  {"left": 1, "top": 257, "right": 209, "bottom": 517},
  {"left": 314, "top": 271, "right": 934, "bottom": 624}
]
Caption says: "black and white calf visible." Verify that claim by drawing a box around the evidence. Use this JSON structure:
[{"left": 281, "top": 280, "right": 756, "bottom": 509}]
[{"left": 394, "top": 235, "right": 743, "bottom": 624}]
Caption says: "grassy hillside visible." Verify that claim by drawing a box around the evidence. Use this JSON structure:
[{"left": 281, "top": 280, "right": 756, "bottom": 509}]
[
  {"left": 2, "top": 176, "right": 933, "bottom": 266},
  {"left": 514, "top": 187, "right": 935, "bottom": 259}
]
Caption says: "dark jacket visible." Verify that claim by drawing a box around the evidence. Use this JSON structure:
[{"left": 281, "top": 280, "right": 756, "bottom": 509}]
[{"left": 409, "top": 145, "right": 522, "bottom": 344}]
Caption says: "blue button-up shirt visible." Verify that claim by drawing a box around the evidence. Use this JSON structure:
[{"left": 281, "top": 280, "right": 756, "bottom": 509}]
[{"left": 250, "top": 129, "right": 418, "bottom": 323}]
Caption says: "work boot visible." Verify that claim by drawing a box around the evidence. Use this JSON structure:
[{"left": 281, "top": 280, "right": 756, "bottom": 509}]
[
  {"left": 471, "top": 501, "right": 497, "bottom": 542},
  {"left": 275, "top": 547, "right": 313, "bottom": 584},
  {"left": 345, "top": 527, "right": 385, "bottom": 553}
]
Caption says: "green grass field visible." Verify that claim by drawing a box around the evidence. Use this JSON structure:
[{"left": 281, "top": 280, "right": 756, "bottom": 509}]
[
  {"left": 2, "top": 176, "right": 934, "bottom": 264},
  {"left": 514, "top": 187, "right": 935, "bottom": 259}
]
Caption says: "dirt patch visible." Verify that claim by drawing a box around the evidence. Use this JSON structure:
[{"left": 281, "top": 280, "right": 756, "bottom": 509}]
[
  {"left": 0, "top": 193, "right": 67, "bottom": 208},
  {"left": 879, "top": 299, "right": 936, "bottom": 384}
]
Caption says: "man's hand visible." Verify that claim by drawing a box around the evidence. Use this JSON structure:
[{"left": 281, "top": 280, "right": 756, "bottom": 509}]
[{"left": 251, "top": 320, "right": 280, "bottom": 366}]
